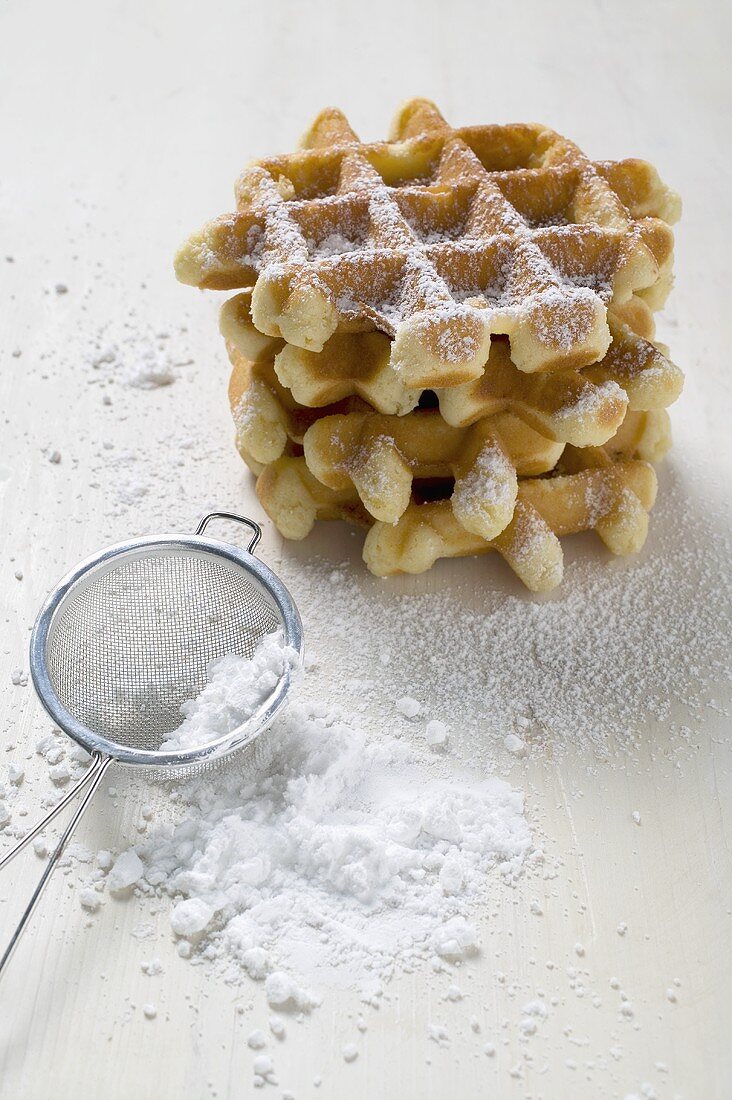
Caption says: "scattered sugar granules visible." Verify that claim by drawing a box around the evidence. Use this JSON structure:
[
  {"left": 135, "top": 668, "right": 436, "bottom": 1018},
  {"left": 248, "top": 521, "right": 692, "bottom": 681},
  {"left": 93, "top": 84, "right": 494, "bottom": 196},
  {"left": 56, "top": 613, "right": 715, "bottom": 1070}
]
[
  {"left": 125, "top": 351, "right": 176, "bottom": 390},
  {"left": 396, "top": 696, "right": 421, "bottom": 719},
  {"left": 247, "top": 1029, "right": 267, "bottom": 1050},
  {"left": 425, "top": 720, "right": 448, "bottom": 749},
  {"left": 277, "top": 468, "right": 731, "bottom": 768}
]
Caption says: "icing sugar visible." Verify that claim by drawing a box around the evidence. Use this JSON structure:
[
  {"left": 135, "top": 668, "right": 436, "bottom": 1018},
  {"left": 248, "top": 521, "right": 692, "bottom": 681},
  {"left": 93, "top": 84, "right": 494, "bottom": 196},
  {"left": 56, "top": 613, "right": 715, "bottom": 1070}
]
[
  {"left": 160, "top": 631, "right": 299, "bottom": 752},
  {"left": 103, "top": 653, "right": 534, "bottom": 1002}
]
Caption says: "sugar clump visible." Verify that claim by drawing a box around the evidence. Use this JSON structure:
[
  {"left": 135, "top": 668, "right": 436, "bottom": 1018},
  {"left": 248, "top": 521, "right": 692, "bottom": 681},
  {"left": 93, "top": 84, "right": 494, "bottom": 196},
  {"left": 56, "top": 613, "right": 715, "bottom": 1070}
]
[
  {"left": 107, "top": 849, "right": 144, "bottom": 894},
  {"left": 396, "top": 696, "right": 421, "bottom": 718},
  {"left": 170, "top": 898, "right": 215, "bottom": 939}
]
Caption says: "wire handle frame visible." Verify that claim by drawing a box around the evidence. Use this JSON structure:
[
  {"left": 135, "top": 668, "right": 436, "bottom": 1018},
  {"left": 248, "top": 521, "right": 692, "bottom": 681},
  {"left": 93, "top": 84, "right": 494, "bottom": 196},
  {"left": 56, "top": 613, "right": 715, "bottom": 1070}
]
[
  {"left": 195, "top": 511, "right": 262, "bottom": 553},
  {"left": 0, "top": 753, "right": 113, "bottom": 977}
]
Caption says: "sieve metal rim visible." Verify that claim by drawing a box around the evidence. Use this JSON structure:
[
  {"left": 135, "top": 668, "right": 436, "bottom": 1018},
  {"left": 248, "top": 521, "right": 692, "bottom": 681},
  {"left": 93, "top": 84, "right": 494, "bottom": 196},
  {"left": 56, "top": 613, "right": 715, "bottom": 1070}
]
[{"left": 29, "top": 532, "right": 303, "bottom": 770}]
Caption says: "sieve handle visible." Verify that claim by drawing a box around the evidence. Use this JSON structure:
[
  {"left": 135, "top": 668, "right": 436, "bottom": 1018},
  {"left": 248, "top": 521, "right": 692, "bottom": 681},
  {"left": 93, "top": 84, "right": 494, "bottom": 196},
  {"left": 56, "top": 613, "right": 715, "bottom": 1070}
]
[
  {"left": 0, "top": 752, "right": 113, "bottom": 978},
  {"left": 195, "top": 511, "right": 262, "bottom": 554}
]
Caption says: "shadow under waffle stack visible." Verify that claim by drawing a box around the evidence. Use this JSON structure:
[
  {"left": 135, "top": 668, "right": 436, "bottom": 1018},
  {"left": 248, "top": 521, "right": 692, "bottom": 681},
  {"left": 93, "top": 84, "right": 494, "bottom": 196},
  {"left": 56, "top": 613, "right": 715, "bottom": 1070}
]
[{"left": 176, "top": 99, "right": 684, "bottom": 591}]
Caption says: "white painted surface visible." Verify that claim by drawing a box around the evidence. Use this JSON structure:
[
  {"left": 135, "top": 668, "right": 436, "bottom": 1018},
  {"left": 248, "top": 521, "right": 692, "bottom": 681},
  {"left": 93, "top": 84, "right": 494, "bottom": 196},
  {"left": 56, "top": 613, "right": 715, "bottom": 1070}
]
[{"left": 0, "top": 1, "right": 730, "bottom": 1097}]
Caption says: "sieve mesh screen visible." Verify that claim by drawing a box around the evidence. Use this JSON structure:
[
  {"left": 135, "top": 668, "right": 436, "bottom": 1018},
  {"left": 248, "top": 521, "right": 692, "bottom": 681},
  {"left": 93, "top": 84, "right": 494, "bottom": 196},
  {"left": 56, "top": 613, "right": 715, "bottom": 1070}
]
[{"left": 46, "top": 553, "right": 281, "bottom": 751}]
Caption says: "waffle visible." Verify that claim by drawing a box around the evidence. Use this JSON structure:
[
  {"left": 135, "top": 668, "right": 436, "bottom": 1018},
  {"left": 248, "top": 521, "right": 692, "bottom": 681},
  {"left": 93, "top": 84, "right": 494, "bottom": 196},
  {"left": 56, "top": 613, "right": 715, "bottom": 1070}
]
[
  {"left": 603, "top": 407, "right": 671, "bottom": 464},
  {"left": 255, "top": 433, "right": 658, "bottom": 592},
  {"left": 176, "top": 99, "right": 679, "bottom": 388},
  {"left": 222, "top": 289, "right": 421, "bottom": 416},
  {"left": 438, "top": 314, "right": 682, "bottom": 437},
  {"left": 229, "top": 346, "right": 564, "bottom": 539},
  {"left": 363, "top": 450, "right": 657, "bottom": 588},
  {"left": 227, "top": 343, "right": 368, "bottom": 470},
  {"left": 303, "top": 408, "right": 564, "bottom": 538},
  {"left": 226, "top": 295, "right": 682, "bottom": 452}
]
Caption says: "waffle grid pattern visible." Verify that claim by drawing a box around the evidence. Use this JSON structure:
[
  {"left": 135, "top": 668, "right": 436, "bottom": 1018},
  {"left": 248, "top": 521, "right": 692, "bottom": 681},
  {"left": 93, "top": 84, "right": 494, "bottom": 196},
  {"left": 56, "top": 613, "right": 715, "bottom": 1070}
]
[{"left": 177, "top": 100, "right": 679, "bottom": 386}]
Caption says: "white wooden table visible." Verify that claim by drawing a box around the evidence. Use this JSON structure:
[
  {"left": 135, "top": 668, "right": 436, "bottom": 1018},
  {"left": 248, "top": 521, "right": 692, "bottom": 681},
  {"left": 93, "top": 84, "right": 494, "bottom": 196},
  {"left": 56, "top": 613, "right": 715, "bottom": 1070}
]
[{"left": 1, "top": 1, "right": 730, "bottom": 1097}]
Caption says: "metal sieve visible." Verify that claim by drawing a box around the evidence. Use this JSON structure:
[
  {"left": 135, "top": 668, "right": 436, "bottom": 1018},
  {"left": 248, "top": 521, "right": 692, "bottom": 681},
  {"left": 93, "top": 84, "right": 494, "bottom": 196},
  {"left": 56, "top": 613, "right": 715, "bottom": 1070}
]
[{"left": 0, "top": 511, "right": 303, "bottom": 975}]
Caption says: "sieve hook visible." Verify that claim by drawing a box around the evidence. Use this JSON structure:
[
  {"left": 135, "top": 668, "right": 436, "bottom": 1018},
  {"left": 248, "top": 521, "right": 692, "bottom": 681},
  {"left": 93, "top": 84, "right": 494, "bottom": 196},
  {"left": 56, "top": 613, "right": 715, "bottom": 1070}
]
[{"left": 195, "top": 511, "right": 262, "bottom": 553}]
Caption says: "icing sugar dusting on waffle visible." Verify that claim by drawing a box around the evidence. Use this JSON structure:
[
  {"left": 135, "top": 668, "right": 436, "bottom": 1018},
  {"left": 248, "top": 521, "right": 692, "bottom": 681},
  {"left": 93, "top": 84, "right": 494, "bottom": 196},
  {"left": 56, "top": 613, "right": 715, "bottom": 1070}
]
[
  {"left": 555, "top": 378, "right": 625, "bottom": 419},
  {"left": 176, "top": 99, "right": 679, "bottom": 380},
  {"left": 451, "top": 444, "right": 516, "bottom": 518},
  {"left": 310, "top": 231, "right": 363, "bottom": 258}
]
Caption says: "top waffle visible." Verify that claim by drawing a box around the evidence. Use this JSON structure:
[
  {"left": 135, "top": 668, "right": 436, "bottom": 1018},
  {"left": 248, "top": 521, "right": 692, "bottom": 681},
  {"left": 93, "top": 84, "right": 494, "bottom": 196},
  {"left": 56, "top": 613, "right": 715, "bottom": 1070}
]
[{"left": 176, "top": 99, "right": 680, "bottom": 386}]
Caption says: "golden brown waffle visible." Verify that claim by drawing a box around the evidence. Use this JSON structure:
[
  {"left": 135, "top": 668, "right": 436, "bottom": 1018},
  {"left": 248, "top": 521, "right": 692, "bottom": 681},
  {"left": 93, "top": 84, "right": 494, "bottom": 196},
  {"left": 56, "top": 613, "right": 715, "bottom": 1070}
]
[
  {"left": 438, "top": 315, "right": 682, "bottom": 437},
  {"left": 254, "top": 436, "right": 658, "bottom": 592},
  {"left": 363, "top": 451, "right": 657, "bottom": 589},
  {"left": 229, "top": 346, "right": 563, "bottom": 539},
  {"left": 603, "top": 407, "right": 671, "bottom": 463},
  {"left": 256, "top": 457, "right": 371, "bottom": 538},
  {"left": 176, "top": 99, "right": 679, "bottom": 387},
  {"left": 227, "top": 343, "right": 369, "bottom": 469},
  {"left": 222, "top": 290, "right": 421, "bottom": 416},
  {"left": 226, "top": 294, "right": 682, "bottom": 450},
  {"left": 303, "top": 408, "right": 563, "bottom": 538}
]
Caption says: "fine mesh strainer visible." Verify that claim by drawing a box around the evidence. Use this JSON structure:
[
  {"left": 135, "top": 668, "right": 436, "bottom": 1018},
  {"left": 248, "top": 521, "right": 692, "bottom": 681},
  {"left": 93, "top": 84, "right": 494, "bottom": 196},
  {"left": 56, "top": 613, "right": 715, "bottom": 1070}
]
[{"left": 0, "top": 511, "right": 303, "bottom": 975}]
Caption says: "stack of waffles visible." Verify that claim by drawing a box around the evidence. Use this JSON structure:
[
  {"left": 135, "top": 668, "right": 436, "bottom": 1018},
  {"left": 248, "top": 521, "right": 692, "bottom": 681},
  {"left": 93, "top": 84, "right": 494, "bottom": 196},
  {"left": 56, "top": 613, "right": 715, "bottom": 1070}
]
[{"left": 175, "top": 99, "right": 683, "bottom": 591}]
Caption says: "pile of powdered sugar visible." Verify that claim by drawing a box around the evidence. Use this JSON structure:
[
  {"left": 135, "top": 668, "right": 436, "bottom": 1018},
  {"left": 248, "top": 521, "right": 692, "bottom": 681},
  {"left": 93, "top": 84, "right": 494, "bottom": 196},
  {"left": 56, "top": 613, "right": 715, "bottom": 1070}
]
[
  {"left": 96, "top": 652, "right": 534, "bottom": 1005},
  {"left": 161, "top": 631, "right": 299, "bottom": 751}
]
